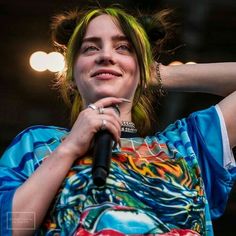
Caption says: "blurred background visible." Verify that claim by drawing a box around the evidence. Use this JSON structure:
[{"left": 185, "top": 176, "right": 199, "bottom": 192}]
[{"left": 0, "top": 0, "right": 236, "bottom": 234}]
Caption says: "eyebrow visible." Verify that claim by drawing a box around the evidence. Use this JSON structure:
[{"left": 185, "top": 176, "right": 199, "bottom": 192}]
[{"left": 82, "top": 35, "right": 129, "bottom": 43}]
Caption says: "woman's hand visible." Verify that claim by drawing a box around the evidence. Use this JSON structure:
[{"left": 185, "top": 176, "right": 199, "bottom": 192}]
[{"left": 58, "top": 97, "right": 125, "bottom": 162}]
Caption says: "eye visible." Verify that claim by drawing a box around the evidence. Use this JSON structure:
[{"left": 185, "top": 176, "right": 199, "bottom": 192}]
[
  {"left": 116, "top": 43, "right": 132, "bottom": 52},
  {"left": 81, "top": 45, "right": 99, "bottom": 54}
]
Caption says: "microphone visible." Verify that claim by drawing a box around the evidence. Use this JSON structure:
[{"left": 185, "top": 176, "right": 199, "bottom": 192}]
[
  {"left": 92, "top": 130, "right": 113, "bottom": 186},
  {"left": 92, "top": 105, "right": 120, "bottom": 186}
]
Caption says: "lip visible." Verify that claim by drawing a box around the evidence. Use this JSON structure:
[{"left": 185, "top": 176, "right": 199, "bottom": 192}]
[{"left": 91, "top": 69, "right": 122, "bottom": 79}]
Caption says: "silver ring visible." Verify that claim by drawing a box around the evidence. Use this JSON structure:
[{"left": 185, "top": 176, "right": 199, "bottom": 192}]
[
  {"left": 88, "top": 104, "right": 97, "bottom": 110},
  {"left": 100, "top": 119, "right": 107, "bottom": 130},
  {"left": 98, "top": 107, "right": 104, "bottom": 114}
]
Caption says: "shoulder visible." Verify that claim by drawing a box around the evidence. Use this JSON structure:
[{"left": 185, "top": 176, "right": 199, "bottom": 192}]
[
  {"left": 155, "top": 106, "right": 219, "bottom": 153},
  {"left": 0, "top": 125, "right": 69, "bottom": 166},
  {"left": 15, "top": 124, "right": 68, "bottom": 139},
  {"left": 18, "top": 124, "right": 69, "bottom": 135},
  {"left": 161, "top": 106, "right": 218, "bottom": 135},
  {"left": 5, "top": 125, "right": 69, "bottom": 151}
]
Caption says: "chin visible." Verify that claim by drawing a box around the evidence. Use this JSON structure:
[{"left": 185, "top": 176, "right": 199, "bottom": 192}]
[{"left": 94, "top": 90, "right": 119, "bottom": 100}]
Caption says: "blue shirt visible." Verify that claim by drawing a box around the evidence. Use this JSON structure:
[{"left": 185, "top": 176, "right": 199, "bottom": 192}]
[{"left": 0, "top": 106, "right": 235, "bottom": 236}]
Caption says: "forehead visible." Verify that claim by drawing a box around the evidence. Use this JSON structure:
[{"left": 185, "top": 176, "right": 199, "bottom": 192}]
[{"left": 84, "top": 14, "right": 124, "bottom": 38}]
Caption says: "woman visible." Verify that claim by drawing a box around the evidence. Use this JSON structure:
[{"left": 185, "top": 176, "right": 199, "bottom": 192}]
[{"left": 0, "top": 6, "right": 236, "bottom": 236}]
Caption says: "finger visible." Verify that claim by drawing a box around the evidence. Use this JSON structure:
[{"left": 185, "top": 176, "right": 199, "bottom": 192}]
[
  {"left": 78, "top": 105, "right": 122, "bottom": 144},
  {"left": 98, "top": 107, "right": 122, "bottom": 125},
  {"left": 86, "top": 105, "right": 122, "bottom": 129},
  {"left": 98, "top": 120, "right": 120, "bottom": 145},
  {"left": 103, "top": 111, "right": 121, "bottom": 130},
  {"left": 87, "top": 100, "right": 119, "bottom": 117},
  {"left": 97, "top": 105, "right": 120, "bottom": 117},
  {"left": 97, "top": 115, "right": 121, "bottom": 143},
  {"left": 82, "top": 105, "right": 121, "bottom": 133},
  {"left": 88, "top": 104, "right": 98, "bottom": 110}
]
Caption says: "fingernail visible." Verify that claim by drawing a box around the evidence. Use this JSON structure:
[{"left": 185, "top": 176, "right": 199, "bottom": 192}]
[{"left": 120, "top": 98, "right": 131, "bottom": 103}]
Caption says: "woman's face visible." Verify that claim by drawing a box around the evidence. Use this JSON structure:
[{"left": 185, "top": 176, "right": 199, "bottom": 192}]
[{"left": 73, "top": 14, "right": 140, "bottom": 106}]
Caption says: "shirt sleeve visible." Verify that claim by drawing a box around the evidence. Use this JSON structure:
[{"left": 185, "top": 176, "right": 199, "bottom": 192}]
[
  {"left": 215, "top": 104, "right": 236, "bottom": 169},
  {"left": 186, "top": 106, "right": 236, "bottom": 219},
  {"left": 0, "top": 128, "right": 37, "bottom": 235},
  {"left": 0, "top": 125, "right": 68, "bottom": 235}
]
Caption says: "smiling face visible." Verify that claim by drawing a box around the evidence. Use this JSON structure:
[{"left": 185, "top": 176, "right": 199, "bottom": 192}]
[{"left": 73, "top": 14, "right": 140, "bottom": 107}]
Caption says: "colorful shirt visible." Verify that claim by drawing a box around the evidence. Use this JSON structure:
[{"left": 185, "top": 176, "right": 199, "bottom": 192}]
[{"left": 0, "top": 106, "right": 236, "bottom": 236}]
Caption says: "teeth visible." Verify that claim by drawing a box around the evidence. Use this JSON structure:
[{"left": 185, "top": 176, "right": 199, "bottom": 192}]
[{"left": 97, "top": 72, "right": 115, "bottom": 76}]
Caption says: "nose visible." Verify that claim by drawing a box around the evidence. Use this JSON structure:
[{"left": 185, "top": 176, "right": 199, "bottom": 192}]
[{"left": 95, "top": 49, "right": 115, "bottom": 65}]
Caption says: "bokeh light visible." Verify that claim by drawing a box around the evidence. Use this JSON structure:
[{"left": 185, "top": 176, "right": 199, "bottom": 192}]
[
  {"left": 169, "top": 61, "right": 184, "bottom": 66},
  {"left": 29, "top": 51, "right": 48, "bottom": 72},
  {"left": 47, "top": 52, "right": 65, "bottom": 72},
  {"left": 29, "top": 51, "right": 65, "bottom": 72},
  {"left": 186, "top": 61, "right": 197, "bottom": 64}
]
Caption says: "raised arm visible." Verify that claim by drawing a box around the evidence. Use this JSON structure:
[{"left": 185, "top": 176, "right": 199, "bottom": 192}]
[
  {"left": 159, "top": 62, "right": 236, "bottom": 148},
  {"left": 160, "top": 62, "right": 236, "bottom": 96}
]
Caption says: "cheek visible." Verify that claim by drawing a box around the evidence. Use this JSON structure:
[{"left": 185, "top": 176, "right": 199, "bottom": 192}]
[
  {"left": 122, "top": 55, "right": 139, "bottom": 78},
  {"left": 73, "top": 58, "right": 92, "bottom": 88},
  {"left": 74, "top": 58, "right": 87, "bottom": 79},
  {"left": 73, "top": 61, "right": 88, "bottom": 95},
  {"left": 131, "top": 59, "right": 140, "bottom": 86},
  {"left": 125, "top": 59, "right": 140, "bottom": 97}
]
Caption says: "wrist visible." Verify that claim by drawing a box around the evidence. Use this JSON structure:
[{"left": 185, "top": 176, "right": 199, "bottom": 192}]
[{"left": 52, "top": 140, "right": 81, "bottom": 164}]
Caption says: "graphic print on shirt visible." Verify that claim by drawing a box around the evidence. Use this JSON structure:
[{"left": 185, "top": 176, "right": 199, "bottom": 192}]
[{"left": 40, "top": 137, "right": 205, "bottom": 236}]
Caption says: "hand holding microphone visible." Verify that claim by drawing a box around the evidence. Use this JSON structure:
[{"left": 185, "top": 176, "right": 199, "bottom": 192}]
[{"left": 91, "top": 104, "right": 120, "bottom": 186}]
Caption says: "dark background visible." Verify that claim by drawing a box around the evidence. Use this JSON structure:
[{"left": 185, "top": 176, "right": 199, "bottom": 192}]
[{"left": 1, "top": 0, "right": 236, "bottom": 235}]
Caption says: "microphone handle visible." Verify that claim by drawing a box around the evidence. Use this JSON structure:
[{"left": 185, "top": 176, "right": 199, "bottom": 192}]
[{"left": 92, "top": 130, "right": 113, "bottom": 186}]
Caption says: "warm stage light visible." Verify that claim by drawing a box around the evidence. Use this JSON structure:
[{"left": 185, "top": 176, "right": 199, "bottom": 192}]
[
  {"left": 169, "top": 61, "right": 197, "bottom": 66},
  {"left": 29, "top": 51, "right": 65, "bottom": 72},
  {"left": 169, "top": 61, "right": 183, "bottom": 66},
  {"left": 29, "top": 51, "right": 48, "bottom": 72},
  {"left": 186, "top": 61, "right": 197, "bottom": 64},
  {"left": 47, "top": 52, "right": 65, "bottom": 72}
]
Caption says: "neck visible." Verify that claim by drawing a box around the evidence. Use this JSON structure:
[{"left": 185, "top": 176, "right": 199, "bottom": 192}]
[{"left": 118, "top": 102, "right": 132, "bottom": 121}]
